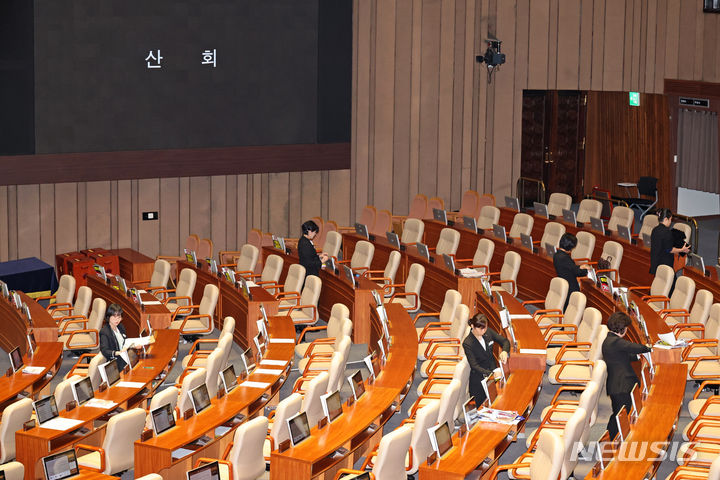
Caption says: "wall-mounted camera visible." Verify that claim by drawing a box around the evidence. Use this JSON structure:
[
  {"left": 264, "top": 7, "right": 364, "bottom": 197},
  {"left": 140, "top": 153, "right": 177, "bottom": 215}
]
[{"left": 475, "top": 39, "right": 505, "bottom": 68}]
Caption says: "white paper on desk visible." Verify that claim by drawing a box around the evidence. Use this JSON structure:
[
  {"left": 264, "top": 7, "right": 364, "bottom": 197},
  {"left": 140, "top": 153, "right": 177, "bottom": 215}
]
[
  {"left": 269, "top": 338, "right": 295, "bottom": 344},
  {"left": 240, "top": 380, "right": 271, "bottom": 389},
  {"left": 137, "top": 289, "right": 147, "bottom": 294},
  {"left": 84, "top": 398, "right": 118, "bottom": 409},
  {"left": 171, "top": 448, "right": 196, "bottom": 460},
  {"left": 39, "top": 417, "right": 84, "bottom": 431},
  {"left": 499, "top": 309, "right": 511, "bottom": 329},
  {"left": 657, "top": 332, "right": 680, "bottom": 347},
  {"left": 125, "top": 336, "right": 155, "bottom": 347},
  {"left": 510, "top": 314, "right": 532, "bottom": 320},
  {"left": 458, "top": 268, "right": 483, "bottom": 278},
  {"left": 115, "top": 381, "right": 145, "bottom": 389},
  {"left": 519, "top": 348, "right": 547, "bottom": 355},
  {"left": 252, "top": 368, "right": 284, "bottom": 375},
  {"left": 141, "top": 300, "right": 162, "bottom": 306},
  {"left": 260, "top": 359, "right": 288, "bottom": 367},
  {"left": 22, "top": 366, "right": 44, "bottom": 375},
  {"left": 246, "top": 281, "right": 258, "bottom": 288}
]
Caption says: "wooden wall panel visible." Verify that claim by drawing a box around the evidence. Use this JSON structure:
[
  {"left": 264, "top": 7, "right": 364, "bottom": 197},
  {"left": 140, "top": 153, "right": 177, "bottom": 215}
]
[
  {"left": 39, "top": 184, "right": 55, "bottom": 263},
  {"left": 138, "top": 179, "right": 160, "bottom": 258},
  {"left": 0, "top": 186, "right": 8, "bottom": 261},
  {"left": 17, "top": 185, "right": 40, "bottom": 259},
  {"left": 55, "top": 183, "right": 78, "bottom": 255},
  {"left": 85, "top": 181, "right": 111, "bottom": 250},
  {"left": 159, "top": 178, "right": 180, "bottom": 256}
]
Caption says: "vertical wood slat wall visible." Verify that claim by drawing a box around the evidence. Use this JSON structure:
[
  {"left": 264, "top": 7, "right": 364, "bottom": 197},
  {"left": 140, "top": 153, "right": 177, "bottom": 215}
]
[
  {"left": 351, "top": 0, "right": 720, "bottom": 220},
  {"left": 0, "top": 171, "right": 350, "bottom": 265}
]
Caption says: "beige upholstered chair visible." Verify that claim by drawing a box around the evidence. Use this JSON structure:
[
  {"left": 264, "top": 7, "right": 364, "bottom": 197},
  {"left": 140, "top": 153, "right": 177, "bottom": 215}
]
[
  {"left": 279, "top": 275, "right": 322, "bottom": 326},
  {"left": 200, "top": 347, "right": 225, "bottom": 398},
  {"left": 425, "top": 197, "right": 445, "bottom": 219},
  {"left": 363, "top": 250, "right": 401, "bottom": 297},
  {"left": 638, "top": 214, "right": 659, "bottom": 243},
  {"left": 52, "top": 285, "right": 91, "bottom": 320},
  {"left": 645, "top": 275, "right": 695, "bottom": 313},
  {"left": 274, "top": 264, "right": 306, "bottom": 307},
  {"left": 182, "top": 331, "right": 233, "bottom": 370},
  {"left": 341, "top": 425, "right": 413, "bottom": 480},
  {"left": 55, "top": 376, "right": 82, "bottom": 410},
  {"left": 406, "top": 401, "right": 440, "bottom": 474},
  {"left": 246, "top": 254, "right": 284, "bottom": 292},
  {"left": 547, "top": 193, "right": 572, "bottom": 217},
  {"left": 675, "top": 297, "right": 718, "bottom": 343},
  {"left": 508, "top": 213, "right": 534, "bottom": 239},
  {"left": 539, "top": 291, "right": 589, "bottom": 351},
  {"left": 455, "top": 238, "right": 494, "bottom": 273},
  {"left": 264, "top": 393, "right": 302, "bottom": 462},
  {"left": 160, "top": 267, "right": 197, "bottom": 315},
  {"left": 669, "top": 456, "right": 720, "bottom": 480},
  {"left": 295, "top": 303, "right": 351, "bottom": 358},
  {"left": 607, "top": 205, "right": 634, "bottom": 233},
  {"left": 358, "top": 206, "right": 378, "bottom": 231},
  {"left": 219, "top": 231, "right": 261, "bottom": 266},
  {"left": 58, "top": 297, "right": 106, "bottom": 351},
  {"left": 407, "top": 194, "right": 428, "bottom": 220},
  {"left": 64, "top": 352, "right": 106, "bottom": 390},
  {"left": 297, "top": 335, "right": 351, "bottom": 379},
  {"left": 401, "top": 218, "right": 425, "bottom": 245},
  {"left": 488, "top": 251, "right": 522, "bottom": 296},
  {"left": 169, "top": 283, "right": 219, "bottom": 336},
  {"left": 140, "top": 259, "right": 171, "bottom": 296},
  {"left": 628, "top": 264, "right": 675, "bottom": 304},
  {"left": 0, "top": 462, "right": 23, "bottom": 480},
  {"left": 571, "top": 231, "right": 596, "bottom": 262},
  {"left": 576, "top": 199, "right": 602, "bottom": 224},
  {"left": 76, "top": 408, "right": 145, "bottom": 475},
  {"left": 38, "top": 274, "right": 75, "bottom": 313},
  {"left": 673, "top": 221, "right": 692, "bottom": 245},
  {"left": 415, "top": 289, "right": 462, "bottom": 353},
  {"left": 372, "top": 209, "right": 393, "bottom": 237},
  {"left": 319, "top": 221, "right": 338, "bottom": 254},
  {"left": 301, "top": 371, "right": 329, "bottom": 428},
  {"left": 145, "top": 386, "right": 179, "bottom": 430},
  {"left": 338, "top": 240, "right": 374, "bottom": 274},
  {"left": 434, "top": 228, "right": 460, "bottom": 257},
  {"left": 419, "top": 306, "right": 470, "bottom": 376},
  {"left": 548, "top": 340, "right": 607, "bottom": 386},
  {"left": 535, "top": 381, "right": 602, "bottom": 445},
  {"left": 177, "top": 368, "right": 207, "bottom": 415},
  {"left": 448, "top": 190, "right": 481, "bottom": 222},
  {"left": 477, "top": 205, "right": 500, "bottom": 230},
  {"left": 490, "top": 430, "right": 564, "bottom": 480},
  {"left": 0, "top": 398, "right": 33, "bottom": 462},
  {"left": 546, "top": 306, "right": 601, "bottom": 365},
  {"left": 321, "top": 231, "right": 342, "bottom": 260},
  {"left": 386, "top": 263, "right": 425, "bottom": 312},
  {"left": 539, "top": 222, "right": 566, "bottom": 250},
  {"left": 221, "top": 416, "right": 269, "bottom": 480},
  {"left": 521, "top": 277, "right": 569, "bottom": 321},
  {"left": 595, "top": 240, "right": 623, "bottom": 282},
  {"left": 417, "top": 358, "right": 471, "bottom": 419},
  {"left": 232, "top": 245, "right": 260, "bottom": 278}
]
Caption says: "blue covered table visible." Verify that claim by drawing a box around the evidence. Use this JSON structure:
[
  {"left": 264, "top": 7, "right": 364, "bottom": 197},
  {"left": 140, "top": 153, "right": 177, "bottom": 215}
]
[{"left": 0, "top": 257, "right": 59, "bottom": 295}]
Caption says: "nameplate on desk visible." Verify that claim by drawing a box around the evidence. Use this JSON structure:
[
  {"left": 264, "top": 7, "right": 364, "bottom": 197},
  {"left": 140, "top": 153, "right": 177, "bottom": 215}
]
[
  {"left": 38, "top": 417, "right": 84, "bottom": 431},
  {"left": 253, "top": 368, "right": 284, "bottom": 375},
  {"left": 509, "top": 314, "right": 533, "bottom": 320},
  {"left": 115, "top": 381, "right": 145, "bottom": 389},
  {"left": 240, "top": 380, "right": 271, "bottom": 389},
  {"left": 142, "top": 300, "right": 162, "bottom": 306},
  {"left": 518, "top": 348, "right": 547, "bottom": 355},
  {"left": 268, "top": 338, "right": 295, "bottom": 344},
  {"left": 22, "top": 366, "right": 45, "bottom": 375},
  {"left": 259, "top": 359, "right": 288, "bottom": 367}
]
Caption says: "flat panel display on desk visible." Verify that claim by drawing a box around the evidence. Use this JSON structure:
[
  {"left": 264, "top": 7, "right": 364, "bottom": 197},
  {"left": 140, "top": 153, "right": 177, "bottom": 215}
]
[{"left": 33, "top": 0, "right": 320, "bottom": 154}]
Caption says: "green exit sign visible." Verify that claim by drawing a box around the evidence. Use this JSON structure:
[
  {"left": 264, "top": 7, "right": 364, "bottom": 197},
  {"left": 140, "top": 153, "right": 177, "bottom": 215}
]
[{"left": 629, "top": 92, "right": 640, "bottom": 106}]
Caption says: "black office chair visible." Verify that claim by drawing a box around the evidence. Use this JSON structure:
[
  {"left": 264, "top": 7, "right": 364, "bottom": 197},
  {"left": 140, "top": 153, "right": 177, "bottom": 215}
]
[{"left": 625, "top": 176, "right": 658, "bottom": 219}]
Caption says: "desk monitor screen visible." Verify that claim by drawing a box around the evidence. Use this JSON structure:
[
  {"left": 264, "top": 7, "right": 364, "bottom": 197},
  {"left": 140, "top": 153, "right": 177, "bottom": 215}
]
[
  {"left": 42, "top": 449, "right": 79, "bottom": 480},
  {"left": 428, "top": 422, "right": 453, "bottom": 457},
  {"left": 520, "top": 233, "right": 534, "bottom": 252},
  {"left": 220, "top": 365, "right": 238, "bottom": 394},
  {"left": 463, "top": 398, "right": 480, "bottom": 429},
  {"left": 287, "top": 411, "right": 311, "bottom": 447},
  {"left": 347, "top": 370, "right": 365, "bottom": 401},
  {"left": 127, "top": 348, "right": 139, "bottom": 369},
  {"left": 481, "top": 375, "right": 499, "bottom": 407},
  {"left": 504, "top": 196, "right": 520, "bottom": 212},
  {"left": 71, "top": 377, "right": 94, "bottom": 406},
  {"left": 343, "top": 265, "right": 356, "bottom": 288},
  {"left": 320, "top": 390, "right": 343, "bottom": 422},
  {"left": 187, "top": 460, "right": 220, "bottom": 480},
  {"left": 492, "top": 224, "right": 506, "bottom": 242},
  {"left": 363, "top": 353, "right": 381, "bottom": 380},
  {"left": 239, "top": 347, "right": 252, "bottom": 373},
  {"left": 117, "top": 276, "right": 128, "bottom": 294},
  {"left": 432, "top": 208, "right": 447, "bottom": 225},
  {"left": 545, "top": 243, "right": 557, "bottom": 256},
  {"left": 22, "top": 302, "right": 32, "bottom": 323},
  {"left": 442, "top": 254, "right": 456, "bottom": 274},
  {"left": 615, "top": 406, "right": 631, "bottom": 442},
  {"left": 688, "top": 253, "right": 705, "bottom": 273},
  {"left": 33, "top": 395, "right": 59, "bottom": 425},
  {"left": 253, "top": 333, "right": 266, "bottom": 358},
  {"left": 562, "top": 208, "right": 576, "bottom": 226},
  {"left": 0, "top": 281, "right": 8, "bottom": 298},
  {"left": 100, "top": 359, "right": 121, "bottom": 387},
  {"left": 256, "top": 319, "right": 268, "bottom": 343},
  {"left": 354, "top": 223, "right": 369, "bottom": 240},
  {"left": 93, "top": 264, "right": 107, "bottom": 282},
  {"left": 416, "top": 242, "right": 430, "bottom": 261},
  {"left": 151, "top": 403, "right": 176, "bottom": 435},
  {"left": 325, "top": 255, "right": 336, "bottom": 272},
  {"left": 590, "top": 217, "right": 605, "bottom": 234},
  {"left": 533, "top": 202, "right": 549, "bottom": 219},
  {"left": 27, "top": 332, "right": 37, "bottom": 356},
  {"left": 616, "top": 224, "right": 631, "bottom": 242},
  {"left": 642, "top": 232, "right": 652, "bottom": 248},
  {"left": 386, "top": 231, "right": 400, "bottom": 250},
  {"left": 190, "top": 384, "right": 212, "bottom": 414},
  {"left": 259, "top": 303, "right": 269, "bottom": 325},
  {"left": 463, "top": 216, "right": 477, "bottom": 232},
  {"left": 8, "top": 346, "right": 23, "bottom": 373}
]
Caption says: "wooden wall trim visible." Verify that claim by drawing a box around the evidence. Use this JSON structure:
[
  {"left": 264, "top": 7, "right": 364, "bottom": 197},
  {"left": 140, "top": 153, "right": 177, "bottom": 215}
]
[
  {"left": 664, "top": 79, "right": 720, "bottom": 98},
  {"left": 0, "top": 143, "right": 350, "bottom": 186}
]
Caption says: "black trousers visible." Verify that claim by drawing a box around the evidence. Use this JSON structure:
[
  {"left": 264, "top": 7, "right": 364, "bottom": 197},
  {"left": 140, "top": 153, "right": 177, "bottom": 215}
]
[{"left": 607, "top": 392, "right": 633, "bottom": 440}]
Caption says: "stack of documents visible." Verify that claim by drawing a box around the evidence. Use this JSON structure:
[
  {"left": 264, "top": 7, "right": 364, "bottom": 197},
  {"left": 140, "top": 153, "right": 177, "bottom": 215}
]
[{"left": 477, "top": 407, "right": 523, "bottom": 425}]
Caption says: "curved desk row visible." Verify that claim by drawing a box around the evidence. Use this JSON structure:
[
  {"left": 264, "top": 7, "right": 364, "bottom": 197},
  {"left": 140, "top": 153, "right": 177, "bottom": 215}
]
[{"left": 0, "top": 291, "right": 58, "bottom": 353}]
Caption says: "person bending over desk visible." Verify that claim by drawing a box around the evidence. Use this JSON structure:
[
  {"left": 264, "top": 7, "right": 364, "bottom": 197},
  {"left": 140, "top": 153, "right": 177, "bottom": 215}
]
[
  {"left": 462, "top": 313, "right": 510, "bottom": 406},
  {"left": 602, "top": 312, "right": 651, "bottom": 439},
  {"left": 99, "top": 303, "right": 130, "bottom": 370},
  {"left": 553, "top": 233, "right": 591, "bottom": 311},
  {"left": 297, "top": 220, "right": 329, "bottom": 278}
]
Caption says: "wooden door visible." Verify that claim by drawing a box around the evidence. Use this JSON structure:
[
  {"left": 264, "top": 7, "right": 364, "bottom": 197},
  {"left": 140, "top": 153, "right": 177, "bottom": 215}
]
[{"left": 521, "top": 90, "right": 587, "bottom": 204}]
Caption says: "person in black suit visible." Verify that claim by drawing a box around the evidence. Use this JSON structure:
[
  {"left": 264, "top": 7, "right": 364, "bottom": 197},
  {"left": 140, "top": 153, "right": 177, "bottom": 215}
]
[
  {"left": 297, "top": 220, "right": 328, "bottom": 278},
  {"left": 99, "top": 303, "right": 129, "bottom": 370},
  {"left": 462, "top": 313, "right": 511, "bottom": 406},
  {"left": 553, "top": 233, "right": 591, "bottom": 311},
  {"left": 650, "top": 208, "right": 690, "bottom": 296},
  {"left": 602, "top": 312, "right": 651, "bottom": 439}
]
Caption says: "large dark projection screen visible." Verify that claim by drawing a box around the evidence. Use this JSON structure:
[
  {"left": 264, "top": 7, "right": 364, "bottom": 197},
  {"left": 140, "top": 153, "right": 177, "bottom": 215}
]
[{"left": 33, "top": 0, "right": 320, "bottom": 154}]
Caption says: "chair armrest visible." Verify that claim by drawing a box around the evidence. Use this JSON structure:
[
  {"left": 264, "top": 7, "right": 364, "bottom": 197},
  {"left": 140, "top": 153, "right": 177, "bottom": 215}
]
[
  {"left": 680, "top": 337, "right": 716, "bottom": 358},
  {"left": 554, "top": 342, "right": 591, "bottom": 363},
  {"left": 170, "top": 304, "right": 200, "bottom": 321},
  {"left": 64, "top": 329, "right": 100, "bottom": 349},
  {"left": 334, "top": 470, "right": 375, "bottom": 480},
  {"left": 490, "top": 279, "right": 516, "bottom": 296},
  {"left": 303, "top": 338, "right": 336, "bottom": 358},
  {"left": 59, "top": 318, "right": 89, "bottom": 335},
  {"left": 627, "top": 285, "right": 651, "bottom": 293},
  {"left": 688, "top": 356, "right": 720, "bottom": 380},
  {"left": 177, "top": 313, "right": 213, "bottom": 335},
  {"left": 297, "top": 325, "right": 328, "bottom": 343},
  {"left": 693, "top": 381, "right": 720, "bottom": 399},
  {"left": 275, "top": 291, "right": 301, "bottom": 301},
  {"left": 549, "top": 385, "right": 587, "bottom": 405},
  {"left": 417, "top": 321, "right": 452, "bottom": 341},
  {"left": 263, "top": 435, "right": 275, "bottom": 461},
  {"left": 659, "top": 308, "right": 689, "bottom": 317},
  {"left": 532, "top": 308, "right": 563, "bottom": 317},
  {"left": 286, "top": 305, "right": 318, "bottom": 324},
  {"left": 488, "top": 462, "right": 532, "bottom": 480},
  {"left": 520, "top": 299, "right": 545, "bottom": 307},
  {"left": 388, "top": 292, "right": 419, "bottom": 310},
  {"left": 74, "top": 444, "right": 106, "bottom": 473}
]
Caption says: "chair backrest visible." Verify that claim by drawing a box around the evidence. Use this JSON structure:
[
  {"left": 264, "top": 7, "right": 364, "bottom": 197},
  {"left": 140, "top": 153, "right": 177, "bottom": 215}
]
[
  {"left": 601, "top": 241, "right": 623, "bottom": 274},
  {"left": 270, "top": 393, "right": 303, "bottom": 447},
  {"left": 145, "top": 386, "right": 179, "bottom": 429},
  {"left": 301, "top": 371, "right": 329, "bottom": 428},
  {"left": 55, "top": 376, "right": 82, "bottom": 413},
  {"left": 705, "top": 304, "right": 720, "bottom": 341},
  {"left": 479, "top": 193, "right": 495, "bottom": 208},
  {"left": 203, "top": 347, "right": 225, "bottom": 397},
  {"left": 0, "top": 462, "right": 23, "bottom": 480},
  {"left": 0, "top": 398, "right": 32, "bottom": 462},
  {"left": 669, "top": 276, "right": 695, "bottom": 311},
  {"left": 708, "top": 456, "right": 720, "bottom": 480},
  {"left": 473, "top": 238, "right": 495, "bottom": 268},
  {"left": 577, "top": 307, "right": 601, "bottom": 343},
  {"left": 373, "top": 209, "right": 393, "bottom": 236},
  {"left": 404, "top": 263, "right": 426, "bottom": 311},
  {"left": 73, "top": 286, "right": 92, "bottom": 317},
  {"left": 438, "top": 289, "right": 462, "bottom": 324},
  {"left": 322, "top": 220, "right": 338, "bottom": 248},
  {"left": 185, "top": 234, "right": 200, "bottom": 253},
  {"left": 544, "top": 277, "right": 569, "bottom": 311},
  {"left": 563, "top": 292, "right": 587, "bottom": 327},
  {"left": 408, "top": 401, "right": 440, "bottom": 475},
  {"left": 197, "top": 238, "right": 213, "bottom": 261},
  {"left": 576, "top": 199, "right": 602, "bottom": 224},
  {"left": 572, "top": 231, "right": 596, "bottom": 261},
  {"left": 477, "top": 206, "right": 500, "bottom": 230},
  {"left": 459, "top": 190, "right": 481, "bottom": 218},
  {"left": 199, "top": 284, "right": 220, "bottom": 320},
  {"left": 311, "top": 217, "right": 326, "bottom": 249},
  {"left": 322, "top": 231, "right": 342, "bottom": 259},
  {"left": 401, "top": 218, "right": 425, "bottom": 244},
  {"left": 687, "top": 289, "right": 713, "bottom": 325},
  {"left": 55, "top": 274, "right": 76, "bottom": 306},
  {"left": 326, "top": 350, "right": 348, "bottom": 392},
  {"left": 340, "top": 318, "right": 353, "bottom": 339},
  {"left": 246, "top": 229, "right": 263, "bottom": 251},
  {"left": 408, "top": 194, "right": 428, "bottom": 219},
  {"left": 216, "top": 332, "right": 234, "bottom": 369},
  {"left": 149, "top": 260, "right": 171, "bottom": 289},
  {"left": 299, "top": 276, "right": 322, "bottom": 319},
  {"left": 589, "top": 326, "right": 609, "bottom": 362},
  {"left": 639, "top": 214, "right": 659, "bottom": 239},
  {"left": 529, "top": 430, "right": 564, "bottom": 480},
  {"left": 499, "top": 251, "right": 522, "bottom": 295},
  {"left": 540, "top": 222, "right": 566, "bottom": 249},
  {"left": 426, "top": 197, "right": 445, "bottom": 218},
  {"left": 372, "top": 425, "right": 413, "bottom": 480},
  {"left": 607, "top": 206, "right": 634, "bottom": 232},
  {"left": 326, "top": 304, "right": 351, "bottom": 338},
  {"left": 437, "top": 378, "right": 462, "bottom": 425},
  {"left": 87, "top": 353, "right": 107, "bottom": 390},
  {"left": 221, "top": 316, "right": 236, "bottom": 337},
  {"left": 509, "top": 213, "right": 534, "bottom": 238},
  {"left": 382, "top": 251, "right": 402, "bottom": 294},
  {"left": 452, "top": 357, "right": 471, "bottom": 418},
  {"left": 547, "top": 193, "right": 572, "bottom": 217},
  {"left": 101, "top": 408, "right": 146, "bottom": 474},
  {"left": 449, "top": 304, "right": 470, "bottom": 340},
  {"left": 227, "top": 416, "right": 269, "bottom": 480},
  {"left": 87, "top": 298, "right": 107, "bottom": 332},
  {"left": 178, "top": 368, "right": 207, "bottom": 415},
  {"left": 236, "top": 245, "right": 259, "bottom": 273},
  {"left": 284, "top": 264, "right": 307, "bottom": 295},
  {"left": 577, "top": 382, "right": 601, "bottom": 442},
  {"left": 175, "top": 268, "right": 197, "bottom": 305},
  {"left": 358, "top": 206, "right": 377, "bottom": 230},
  {"left": 260, "top": 255, "right": 284, "bottom": 284},
  {"left": 436, "top": 228, "right": 461, "bottom": 256},
  {"left": 561, "top": 407, "right": 588, "bottom": 478},
  {"left": 672, "top": 222, "right": 692, "bottom": 244},
  {"left": 351, "top": 241, "right": 375, "bottom": 270},
  {"left": 650, "top": 265, "right": 674, "bottom": 297},
  {"left": 590, "top": 360, "right": 607, "bottom": 392}
]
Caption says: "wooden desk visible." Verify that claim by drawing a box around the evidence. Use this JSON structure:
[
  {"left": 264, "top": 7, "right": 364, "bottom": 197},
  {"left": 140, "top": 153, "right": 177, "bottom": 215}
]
[
  {"left": 16, "top": 329, "right": 179, "bottom": 480},
  {"left": 86, "top": 276, "right": 171, "bottom": 337},
  {"left": 109, "top": 248, "right": 156, "bottom": 284},
  {"left": 0, "top": 292, "right": 58, "bottom": 354},
  {"left": 136, "top": 314, "right": 295, "bottom": 479},
  {"left": 270, "top": 303, "right": 417, "bottom": 480},
  {"left": 0, "top": 342, "right": 62, "bottom": 413}
]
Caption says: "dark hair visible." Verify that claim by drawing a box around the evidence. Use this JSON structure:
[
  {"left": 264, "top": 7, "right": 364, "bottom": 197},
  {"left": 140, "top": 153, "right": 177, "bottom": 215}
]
[
  {"left": 468, "top": 313, "right": 489, "bottom": 329},
  {"left": 607, "top": 311, "right": 631, "bottom": 334},
  {"left": 558, "top": 233, "right": 578, "bottom": 251},
  {"left": 105, "top": 303, "right": 123, "bottom": 322},
  {"left": 657, "top": 208, "right": 673, "bottom": 221},
  {"left": 301, "top": 220, "right": 320, "bottom": 236}
]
